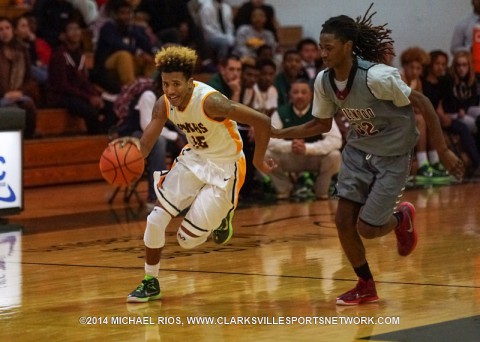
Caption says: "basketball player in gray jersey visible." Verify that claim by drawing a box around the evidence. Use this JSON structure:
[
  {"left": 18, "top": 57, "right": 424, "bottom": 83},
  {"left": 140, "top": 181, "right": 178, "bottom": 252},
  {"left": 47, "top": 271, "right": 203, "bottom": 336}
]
[{"left": 272, "top": 5, "right": 465, "bottom": 305}]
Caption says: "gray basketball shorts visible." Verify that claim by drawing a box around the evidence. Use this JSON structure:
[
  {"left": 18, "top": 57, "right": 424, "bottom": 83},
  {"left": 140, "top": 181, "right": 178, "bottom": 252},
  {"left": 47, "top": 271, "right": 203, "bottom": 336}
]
[{"left": 336, "top": 144, "right": 412, "bottom": 226}]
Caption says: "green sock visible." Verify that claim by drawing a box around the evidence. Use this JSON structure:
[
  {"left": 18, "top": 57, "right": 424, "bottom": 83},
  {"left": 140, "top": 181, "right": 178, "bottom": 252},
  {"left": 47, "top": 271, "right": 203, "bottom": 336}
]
[{"left": 144, "top": 274, "right": 155, "bottom": 281}]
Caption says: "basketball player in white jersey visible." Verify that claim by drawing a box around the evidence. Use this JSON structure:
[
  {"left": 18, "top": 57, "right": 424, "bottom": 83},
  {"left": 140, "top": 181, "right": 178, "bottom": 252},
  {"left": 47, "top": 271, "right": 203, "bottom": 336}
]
[
  {"left": 272, "top": 5, "right": 465, "bottom": 305},
  {"left": 124, "top": 46, "right": 276, "bottom": 302}
]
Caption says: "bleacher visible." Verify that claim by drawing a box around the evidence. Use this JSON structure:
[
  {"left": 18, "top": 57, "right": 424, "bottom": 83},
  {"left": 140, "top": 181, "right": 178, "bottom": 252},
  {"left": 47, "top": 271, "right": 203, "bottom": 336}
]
[
  {"left": 0, "top": 0, "right": 28, "bottom": 19},
  {"left": 2, "top": 1, "right": 303, "bottom": 188},
  {"left": 24, "top": 134, "right": 109, "bottom": 187}
]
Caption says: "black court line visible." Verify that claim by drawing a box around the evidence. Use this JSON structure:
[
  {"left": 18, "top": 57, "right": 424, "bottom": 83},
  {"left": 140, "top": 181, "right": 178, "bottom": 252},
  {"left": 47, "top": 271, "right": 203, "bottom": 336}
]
[
  {"left": 241, "top": 213, "right": 334, "bottom": 227},
  {"left": 17, "top": 261, "right": 480, "bottom": 289}
]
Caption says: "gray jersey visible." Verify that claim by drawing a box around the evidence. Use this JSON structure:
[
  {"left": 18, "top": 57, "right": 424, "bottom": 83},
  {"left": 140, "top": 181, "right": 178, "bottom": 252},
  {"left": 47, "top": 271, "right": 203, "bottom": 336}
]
[{"left": 313, "top": 58, "right": 418, "bottom": 156}]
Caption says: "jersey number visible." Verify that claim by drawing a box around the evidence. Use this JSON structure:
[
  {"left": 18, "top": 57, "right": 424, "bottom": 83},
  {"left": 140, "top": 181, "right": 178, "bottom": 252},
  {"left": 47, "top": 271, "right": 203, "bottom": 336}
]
[
  {"left": 191, "top": 135, "right": 209, "bottom": 149},
  {"left": 353, "top": 122, "right": 379, "bottom": 136}
]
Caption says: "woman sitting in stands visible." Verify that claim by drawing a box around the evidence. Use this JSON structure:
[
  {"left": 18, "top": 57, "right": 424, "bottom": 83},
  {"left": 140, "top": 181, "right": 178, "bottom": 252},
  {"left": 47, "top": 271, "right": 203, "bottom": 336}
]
[{"left": 0, "top": 16, "right": 37, "bottom": 139}]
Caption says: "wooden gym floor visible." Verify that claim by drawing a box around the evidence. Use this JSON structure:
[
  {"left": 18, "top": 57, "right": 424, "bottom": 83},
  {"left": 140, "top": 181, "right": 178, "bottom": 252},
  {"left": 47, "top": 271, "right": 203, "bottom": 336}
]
[{"left": 1, "top": 180, "right": 480, "bottom": 341}]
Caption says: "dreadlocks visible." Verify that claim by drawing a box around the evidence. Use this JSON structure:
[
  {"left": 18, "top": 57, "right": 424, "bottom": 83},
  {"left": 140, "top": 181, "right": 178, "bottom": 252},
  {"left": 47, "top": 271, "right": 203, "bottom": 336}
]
[{"left": 321, "top": 3, "right": 394, "bottom": 63}]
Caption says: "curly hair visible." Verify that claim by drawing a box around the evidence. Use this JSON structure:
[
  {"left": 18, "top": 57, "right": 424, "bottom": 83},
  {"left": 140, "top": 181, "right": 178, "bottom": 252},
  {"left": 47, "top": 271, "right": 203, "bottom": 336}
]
[
  {"left": 154, "top": 46, "right": 198, "bottom": 79},
  {"left": 320, "top": 3, "right": 394, "bottom": 63},
  {"left": 400, "top": 46, "right": 430, "bottom": 68}
]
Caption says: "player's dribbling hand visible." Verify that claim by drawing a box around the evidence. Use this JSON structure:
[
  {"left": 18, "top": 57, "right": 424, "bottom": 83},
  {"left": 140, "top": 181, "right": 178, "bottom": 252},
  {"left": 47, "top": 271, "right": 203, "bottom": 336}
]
[
  {"left": 109, "top": 136, "right": 141, "bottom": 151},
  {"left": 254, "top": 158, "right": 277, "bottom": 174},
  {"left": 440, "top": 149, "right": 465, "bottom": 181}
]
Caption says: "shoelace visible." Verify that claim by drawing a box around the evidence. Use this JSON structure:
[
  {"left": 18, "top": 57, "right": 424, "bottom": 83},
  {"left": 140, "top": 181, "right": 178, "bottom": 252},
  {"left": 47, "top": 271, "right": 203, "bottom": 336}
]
[{"left": 135, "top": 280, "right": 146, "bottom": 292}]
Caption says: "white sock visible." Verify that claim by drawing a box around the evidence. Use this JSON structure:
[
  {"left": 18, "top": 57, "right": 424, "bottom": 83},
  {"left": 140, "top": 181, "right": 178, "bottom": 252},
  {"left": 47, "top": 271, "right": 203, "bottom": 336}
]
[
  {"left": 145, "top": 262, "right": 160, "bottom": 278},
  {"left": 416, "top": 151, "right": 428, "bottom": 166},
  {"left": 428, "top": 150, "right": 440, "bottom": 165}
]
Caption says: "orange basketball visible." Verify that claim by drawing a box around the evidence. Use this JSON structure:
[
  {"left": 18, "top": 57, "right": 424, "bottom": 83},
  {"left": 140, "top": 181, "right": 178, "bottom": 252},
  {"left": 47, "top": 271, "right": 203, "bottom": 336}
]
[{"left": 99, "top": 141, "right": 145, "bottom": 187}]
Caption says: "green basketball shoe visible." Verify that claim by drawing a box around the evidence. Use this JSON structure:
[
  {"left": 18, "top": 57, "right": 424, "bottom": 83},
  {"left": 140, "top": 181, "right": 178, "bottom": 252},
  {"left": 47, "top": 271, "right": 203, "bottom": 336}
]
[
  {"left": 127, "top": 277, "right": 161, "bottom": 303},
  {"left": 212, "top": 211, "right": 234, "bottom": 244}
]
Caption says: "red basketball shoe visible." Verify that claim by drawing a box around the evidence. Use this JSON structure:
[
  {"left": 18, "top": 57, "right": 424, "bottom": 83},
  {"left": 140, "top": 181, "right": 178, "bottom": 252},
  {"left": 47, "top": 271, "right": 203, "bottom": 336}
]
[
  {"left": 395, "top": 202, "right": 417, "bottom": 256},
  {"left": 336, "top": 278, "right": 379, "bottom": 305}
]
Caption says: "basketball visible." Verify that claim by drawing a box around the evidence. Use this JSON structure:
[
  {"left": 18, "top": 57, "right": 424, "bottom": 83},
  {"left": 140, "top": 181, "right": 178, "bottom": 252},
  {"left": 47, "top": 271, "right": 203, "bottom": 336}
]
[{"left": 99, "top": 140, "right": 145, "bottom": 187}]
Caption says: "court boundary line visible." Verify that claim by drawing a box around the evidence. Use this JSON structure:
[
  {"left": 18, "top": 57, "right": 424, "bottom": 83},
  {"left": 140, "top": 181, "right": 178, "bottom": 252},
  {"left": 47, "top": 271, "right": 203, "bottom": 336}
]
[{"left": 18, "top": 261, "right": 480, "bottom": 289}]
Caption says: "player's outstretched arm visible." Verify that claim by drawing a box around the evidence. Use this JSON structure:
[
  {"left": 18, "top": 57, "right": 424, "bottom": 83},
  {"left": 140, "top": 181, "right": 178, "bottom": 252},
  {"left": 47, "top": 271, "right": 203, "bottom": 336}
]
[
  {"left": 409, "top": 90, "right": 465, "bottom": 180},
  {"left": 139, "top": 95, "right": 168, "bottom": 158},
  {"left": 204, "top": 92, "right": 276, "bottom": 173},
  {"left": 271, "top": 117, "right": 333, "bottom": 140}
]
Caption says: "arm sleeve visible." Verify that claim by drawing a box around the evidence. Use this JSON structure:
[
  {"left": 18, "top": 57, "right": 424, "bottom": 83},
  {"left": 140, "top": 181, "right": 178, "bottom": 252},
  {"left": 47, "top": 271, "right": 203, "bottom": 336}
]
[
  {"left": 312, "top": 70, "right": 338, "bottom": 119},
  {"left": 367, "top": 64, "right": 412, "bottom": 107},
  {"left": 136, "top": 91, "right": 156, "bottom": 131},
  {"left": 233, "top": 26, "right": 251, "bottom": 57},
  {"left": 450, "top": 20, "right": 469, "bottom": 55}
]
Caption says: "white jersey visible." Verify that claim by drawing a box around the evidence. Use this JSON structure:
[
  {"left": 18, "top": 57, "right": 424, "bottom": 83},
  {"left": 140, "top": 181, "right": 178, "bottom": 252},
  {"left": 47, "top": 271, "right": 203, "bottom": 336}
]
[{"left": 165, "top": 81, "right": 243, "bottom": 163}]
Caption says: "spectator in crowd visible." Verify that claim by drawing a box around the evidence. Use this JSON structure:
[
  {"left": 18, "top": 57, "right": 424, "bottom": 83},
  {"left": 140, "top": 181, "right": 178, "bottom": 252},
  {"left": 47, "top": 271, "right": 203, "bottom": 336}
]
[
  {"left": 233, "top": 7, "right": 276, "bottom": 59},
  {"left": 91, "top": 0, "right": 140, "bottom": 49},
  {"left": 47, "top": 19, "right": 113, "bottom": 134},
  {"left": 256, "top": 43, "right": 273, "bottom": 59},
  {"left": 198, "top": 0, "right": 235, "bottom": 64},
  {"left": 113, "top": 76, "right": 186, "bottom": 211},
  {"left": 274, "top": 49, "right": 305, "bottom": 107},
  {"left": 440, "top": 51, "right": 480, "bottom": 177},
  {"left": 450, "top": 0, "right": 480, "bottom": 55},
  {"left": 207, "top": 55, "right": 264, "bottom": 199},
  {"left": 93, "top": 0, "right": 155, "bottom": 93},
  {"left": 207, "top": 54, "right": 242, "bottom": 102},
  {"left": 234, "top": 0, "right": 279, "bottom": 41},
  {"left": 297, "top": 38, "right": 321, "bottom": 83},
  {"left": 256, "top": 43, "right": 281, "bottom": 70},
  {"left": 267, "top": 79, "right": 342, "bottom": 200},
  {"left": 238, "top": 59, "right": 262, "bottom": 200},
  {"left": 32, "top": 0, "right": 79, "bottom": 47},
  {"left": 444, "top": 51, "right": 480, "bottom": 134},
  {"left": 239, "top": 58, "right": 261, "bottom": 108},
  {"left": 400, "top": 46, "right": 449, "bottom": 183},
  {"left": 253, "top": 57, "right": 278, "bottom": 117},
  {"left": 14, "top": 13, "right": 51, "bottom": 86},
  {"left": 0, "top": 17, "right": 37, "bottom": 139},
  {"left": 422, "top": 50, "right": 449, "bottom": 113}
]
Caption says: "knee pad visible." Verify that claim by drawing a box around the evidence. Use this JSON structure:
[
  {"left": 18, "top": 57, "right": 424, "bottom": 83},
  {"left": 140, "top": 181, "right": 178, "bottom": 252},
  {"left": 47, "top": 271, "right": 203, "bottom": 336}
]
[
  {"left": 143, "top": 206, "right": 171, "bottom": 249},
  {"left": 176, "top": 226, "right": 208, "bottom": 249}
]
